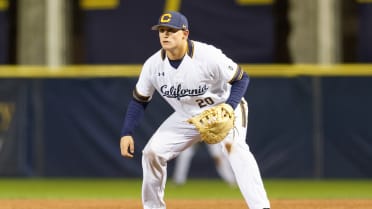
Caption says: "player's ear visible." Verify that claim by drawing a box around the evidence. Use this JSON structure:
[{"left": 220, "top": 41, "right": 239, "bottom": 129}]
[{"left": 182, "top": 30, "right": 189, "bottom": 38}]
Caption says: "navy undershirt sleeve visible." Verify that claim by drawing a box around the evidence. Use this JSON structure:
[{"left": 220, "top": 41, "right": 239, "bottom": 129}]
[
  {"left": 226, "top": 72, "right": 249, "bottom": 109},
  {"left": 120, "top": 99, "right": 149, "bottom": 137}
]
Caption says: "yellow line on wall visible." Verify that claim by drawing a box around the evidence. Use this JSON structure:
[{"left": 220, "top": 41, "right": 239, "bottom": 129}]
[
  {"left": 0, "top": 65, "right": 142, "bottom": 78},
  {"left": 0, "top": 0, "right": 8, "bottom": 10},
  {"left": 80, "top": 0, "right": 119, "bottom": 10},
  {"left": 240, "top": 64, "right": 372, "bottom": 77},
  {"left": 164, "top": 0, "right": 182, "bottom": 12},
  {"left": 1, "top": 64, "right": 372, "bottom": 78}
]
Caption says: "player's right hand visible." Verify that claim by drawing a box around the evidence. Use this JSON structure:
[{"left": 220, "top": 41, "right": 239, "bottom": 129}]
[{"left": 120, "top": 135, "right": 135, "bottom": 158}]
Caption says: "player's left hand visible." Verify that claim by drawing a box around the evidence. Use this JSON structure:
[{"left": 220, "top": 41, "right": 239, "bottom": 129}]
[
  {"left": 120, "top": 135, "right": 135, "bottom": 158},
  {"left": 187, "top": 103, "right": 235, "bottom": 144}
]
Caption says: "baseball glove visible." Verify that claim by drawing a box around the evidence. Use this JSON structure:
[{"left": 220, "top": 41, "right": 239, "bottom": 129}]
[{"left": 187, "top": 103, "right": 235, "bottom": 144}]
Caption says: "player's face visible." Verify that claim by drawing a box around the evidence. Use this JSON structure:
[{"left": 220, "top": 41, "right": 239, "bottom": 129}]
[{"left": 158, "top": 27, "right": 188, "bottom": 51}]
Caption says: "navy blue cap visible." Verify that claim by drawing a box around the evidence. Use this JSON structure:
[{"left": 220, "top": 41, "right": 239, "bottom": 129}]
[{"left": 151, "top": 11, "right": 189, "bottom": 30}]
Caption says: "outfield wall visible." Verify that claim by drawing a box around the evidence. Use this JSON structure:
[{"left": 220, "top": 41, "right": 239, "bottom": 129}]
[{"left": 0, "top": 64, "right": 371, "bottom": 178}]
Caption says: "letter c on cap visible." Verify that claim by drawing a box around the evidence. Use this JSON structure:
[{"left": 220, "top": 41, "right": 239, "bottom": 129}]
[{"left": 160, "top": 13, "right": 172, "bottom": 23}]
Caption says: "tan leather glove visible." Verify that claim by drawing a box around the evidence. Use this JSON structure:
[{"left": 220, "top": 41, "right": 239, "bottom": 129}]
[{"left": 187, "top": 103, "right": 235, "bottom": 144}]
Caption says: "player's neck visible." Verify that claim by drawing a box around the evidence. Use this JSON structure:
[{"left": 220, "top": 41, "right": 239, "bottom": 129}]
[{"left": 166, "top": 40, "right": 188, "bottom": 61}]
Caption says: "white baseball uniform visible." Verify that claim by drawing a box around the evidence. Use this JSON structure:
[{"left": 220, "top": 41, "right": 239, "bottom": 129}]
[{"left": 135, "top": 40, "right": 270, "bottom": 209}]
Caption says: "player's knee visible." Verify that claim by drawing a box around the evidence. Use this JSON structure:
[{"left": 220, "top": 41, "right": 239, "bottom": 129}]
[
  {"left": 142, "top": 146, "right": 155, "bottom": 160},
  {"left": 142, "top": 146, "right": 164, "bottom": 165}
]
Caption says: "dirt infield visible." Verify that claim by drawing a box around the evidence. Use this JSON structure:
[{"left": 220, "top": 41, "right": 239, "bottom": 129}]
[{"left": 1, "top": 199, "right": 371, "bottom": 209}]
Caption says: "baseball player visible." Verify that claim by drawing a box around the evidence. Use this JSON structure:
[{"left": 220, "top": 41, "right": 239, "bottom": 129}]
[
  {"left": 120, "top": 11, "right": 270, "bottom": 209},
  {"left": 172, "top": 143, "right": 237, "bottom": 187}
]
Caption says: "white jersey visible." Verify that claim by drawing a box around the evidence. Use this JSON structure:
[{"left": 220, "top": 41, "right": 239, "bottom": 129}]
[{"left": 135, "top": 40, "right": 240, "bottom": 117}]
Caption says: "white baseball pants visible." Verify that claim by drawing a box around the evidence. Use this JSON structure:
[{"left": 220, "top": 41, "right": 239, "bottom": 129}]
[{"left": 141, "top": 100, "right": 270, "bottom": 209}]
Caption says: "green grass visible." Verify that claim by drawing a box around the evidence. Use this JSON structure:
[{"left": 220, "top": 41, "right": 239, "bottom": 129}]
[
  {"left": 0, "top": 178, "right": 142, "bottom": 199},
  {"left": 264, "top": 179, "right": 372, "bottom": 199},
  {"left": 0, "top": 178, "right": 371, "bottom": 199}
]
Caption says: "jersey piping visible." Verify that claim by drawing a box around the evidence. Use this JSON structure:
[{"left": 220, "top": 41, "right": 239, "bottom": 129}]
[
  {"left": 229, "top": 66, "right": 244, "bottom": 84},
  {"left": 133, "top": 88, "right": 151, "bottom": 102}
]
